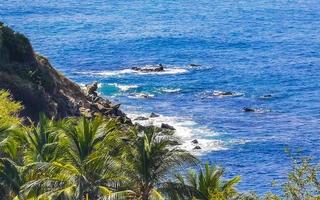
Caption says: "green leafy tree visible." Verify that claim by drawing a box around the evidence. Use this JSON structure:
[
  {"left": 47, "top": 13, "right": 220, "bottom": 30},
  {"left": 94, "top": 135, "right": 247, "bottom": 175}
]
[
  {"left": 123, "top": 126, "right": 198, "bottom": 200},
  {"left": 264, "top": 156, "right": 320, "bottom": 200},
  {"left": 21, "top": 116, "right": 127, "bottom": 199},
  {"left": 166, "top": 162, "right": 241, "bottom": 200},
  {"left": 0, "top": 90, "right": 24, "bottom": 199},
  {"left": 0, "top": 90, "right": 22, "bottom": 126},
  {"left": 23, "top": 113, "right": 62, "bottom": 163}
]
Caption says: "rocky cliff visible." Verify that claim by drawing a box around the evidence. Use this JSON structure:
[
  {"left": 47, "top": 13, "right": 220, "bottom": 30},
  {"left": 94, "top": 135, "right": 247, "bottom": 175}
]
[{"left": 0, "top": 22, "right": 130, "bottom": 123}]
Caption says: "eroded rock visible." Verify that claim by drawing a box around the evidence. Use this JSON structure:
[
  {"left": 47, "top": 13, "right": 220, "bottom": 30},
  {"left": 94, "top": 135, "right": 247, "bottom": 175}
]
[
  {"left": 161, "top": 123, "right": 175, "bottom": 130},
  {"left": 150, "top": 112, "right": 160, "bottom": 118}
]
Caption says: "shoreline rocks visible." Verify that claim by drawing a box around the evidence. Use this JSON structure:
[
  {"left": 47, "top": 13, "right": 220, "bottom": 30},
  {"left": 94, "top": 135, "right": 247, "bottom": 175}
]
[
  {"left": 85, "top": 82, "right": 98, "bottom": 96},
  {"left": 192, "top": 139, "right": 199, "bottom": 144},
  {"left": 134, "top": 116, "right": 149, "bottom": 121},
  {"left": 161, "top": 123, "right": 176, "bottom": 130},
  {"left": 150, "top": 112, "right": 160, "bottom": 118}
]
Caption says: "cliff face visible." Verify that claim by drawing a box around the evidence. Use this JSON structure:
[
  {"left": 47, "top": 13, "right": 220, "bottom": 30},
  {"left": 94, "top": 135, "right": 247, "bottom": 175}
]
[{"left": 0, "top": 22, "right": 130, "bottom": 123}]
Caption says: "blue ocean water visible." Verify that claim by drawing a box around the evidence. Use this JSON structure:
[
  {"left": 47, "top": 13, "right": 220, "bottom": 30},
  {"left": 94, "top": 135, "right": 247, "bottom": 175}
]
[{"left": 1, "top": 0, "right": 320, "bottom": 194}]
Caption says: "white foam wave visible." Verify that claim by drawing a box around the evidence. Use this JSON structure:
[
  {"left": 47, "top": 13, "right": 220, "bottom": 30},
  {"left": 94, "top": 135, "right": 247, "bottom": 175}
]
[
  {"left": 159, "top": 88, "right": 182, "bottom": 93},
  {"left": 128, "top": 93, "right": 154, "bottom": 99},
  {"left": 77, "top": 67, "right": 188, "bottom": 77},
  {"left": 128, "top": 112, "right": 226, "bottom": 154},
  {"left": 110, "top": 83, "right": 139, "bottom": 91},
  {"left": 78, "top": 83, "right": 103, "bottom": 89}
]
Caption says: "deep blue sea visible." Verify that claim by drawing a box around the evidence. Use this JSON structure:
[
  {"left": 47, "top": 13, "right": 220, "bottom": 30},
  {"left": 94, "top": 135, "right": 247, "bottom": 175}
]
[{"left": 1, "top": 0, "right": 320, "bottom": 194}]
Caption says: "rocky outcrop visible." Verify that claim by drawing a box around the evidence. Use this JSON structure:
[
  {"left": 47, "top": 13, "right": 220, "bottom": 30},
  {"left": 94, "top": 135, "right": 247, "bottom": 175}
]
[
  {"left": 193, "top": 146, "right": 201, "bottom": 150},
  {"left": 134, "top": 116, "right": 149, "bottom": 121},
  {"left": 0, "top": 22, "right": 130, "bottom": 123},
  {"left": 131, "top": 64, "right": 165, "bottom": 72},
  {"left": 150, "top": 112, "right": 159, "bottom": 118},
  {"left": 161, "top": 123, "right": 175, "bottom": 130},
  {"left": 192, "top": 139, "right": 199, "bottom": 144},
  {"left": 242, "top": 107, "right": 256, "bottom": 112}
]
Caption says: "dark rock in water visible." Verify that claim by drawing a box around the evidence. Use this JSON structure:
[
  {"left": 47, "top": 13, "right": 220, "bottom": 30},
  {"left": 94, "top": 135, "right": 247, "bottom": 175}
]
[
  {"left": 192, "top": 139, "right": 199, "bottom": 144},
  {"left": 221, "top": 91, "right": 233, "bottom": 96},
  {"left": 243, "top": 107, "right": 256, "bottom": 112},
  {"left": 189, "top": 63, "right": 201, "bottom": 67},
  {"left": 138, "top": 93, "right": 152, "bottom": 98},
  {"left": 0, "top": 22, "right": 131, "bottom": 124},
  {"left": 161, "top": 123, "right": 176, "bottom": 130},
  {"left": 86, "top": 82, "right": 98, "bottom": 96},
  {"left": 131, "top": 64, "right": 165, "bottom": 73},
  {"left": 260, "top": 94, "right": 272, "bottom": 99},
  {"left": 193, "top": 146, "right": 201, "bottom": 150},
  {"left": 213, "top": 91, "right": 235, "bottom": 96},
  {"left": 135, "top": 116, "right": 148, "bottom": 121},
  {"left": 150, "top": 112, "right": 160, "bottom": 118}
]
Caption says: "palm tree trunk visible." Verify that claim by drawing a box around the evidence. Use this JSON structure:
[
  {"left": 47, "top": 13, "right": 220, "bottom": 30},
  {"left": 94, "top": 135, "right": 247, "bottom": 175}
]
[{"left": 86, "top": 193, "right": 89, "bottom": 200}]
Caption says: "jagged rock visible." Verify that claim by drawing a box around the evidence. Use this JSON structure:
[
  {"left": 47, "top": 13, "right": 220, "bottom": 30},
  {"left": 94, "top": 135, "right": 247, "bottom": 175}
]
[
  {"left": 150, "top": 112, "right": 159, "bottom": 118},
  {"left": 192, "top": 139, "right": 199, "bottom": 144},
  {"left": 193, "top": 146, "right": 201, "bottom": 150},
  {"left": 161, "top": 123, "right": 175, "bottom": 130},
  {"left": 112, "top": 104, "right": 121, "bottom": 109},
  {"left": 135, "top": 116, "right": 149, "bottom": 121},
  {"left": 94, "top": 103, "right": 108, "bottom": 112},
  {"left": 243, "top": 107, "right": 255, "bottom": 112},
  {"left": 86, "top": 82, "right": 98, "bottom": 96}
]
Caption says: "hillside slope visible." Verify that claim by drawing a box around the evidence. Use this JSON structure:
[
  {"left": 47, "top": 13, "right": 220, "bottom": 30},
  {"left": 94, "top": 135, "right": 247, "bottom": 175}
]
[{"left": 0, "top": 22, "right": 130, "bottom": 123}]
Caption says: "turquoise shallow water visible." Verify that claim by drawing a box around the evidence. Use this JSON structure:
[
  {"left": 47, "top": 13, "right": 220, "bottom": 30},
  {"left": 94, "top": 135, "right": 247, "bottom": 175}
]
[{"left": 1, "top": 0, "right": 320, "bottom": 194}]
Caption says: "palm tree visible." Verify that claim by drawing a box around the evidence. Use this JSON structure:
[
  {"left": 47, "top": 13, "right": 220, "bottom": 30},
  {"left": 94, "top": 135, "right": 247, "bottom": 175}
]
[
  {"left": 0, "top": 122, "right": 26, "bottom": 200},
  {"left": 0, "top": 157, "right": 24, "bottom": 199},
  {"left": 123, "top": 126, "right": 198, "bottom": 200},
  {"left": 0, "top": 90, "right": 22, "bottom": 126},
  {"left": 166, "top": 162, "right": 241, "bottom": 200},
  {"left": 23, "top": 113, "right": 62, "bottom": 163},
  {"left": 21, "top": 116, "right": 127, "bottom": 199}
]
